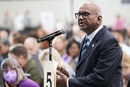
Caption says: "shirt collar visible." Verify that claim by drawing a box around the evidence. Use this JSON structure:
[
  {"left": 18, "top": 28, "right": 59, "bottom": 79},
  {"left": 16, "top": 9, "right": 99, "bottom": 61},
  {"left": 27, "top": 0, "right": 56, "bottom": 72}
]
[{"left": 87, "top": 25, "right": 103, "bottom": 42}]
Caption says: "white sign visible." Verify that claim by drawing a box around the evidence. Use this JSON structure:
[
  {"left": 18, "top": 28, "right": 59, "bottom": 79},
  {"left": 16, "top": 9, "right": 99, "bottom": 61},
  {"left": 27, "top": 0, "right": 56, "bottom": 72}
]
[{"left": 43, "top": 61, "right": 58, "bottom": 87}]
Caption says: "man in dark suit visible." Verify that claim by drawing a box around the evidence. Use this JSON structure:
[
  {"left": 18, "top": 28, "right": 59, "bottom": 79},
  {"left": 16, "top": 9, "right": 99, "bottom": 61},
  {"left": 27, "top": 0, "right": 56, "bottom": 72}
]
[
  {"left": 56, "top": 2, "right": 122, "bottom": 87},
  {"left": 127, "top": 80, "right": 130, "bottom": 87}
]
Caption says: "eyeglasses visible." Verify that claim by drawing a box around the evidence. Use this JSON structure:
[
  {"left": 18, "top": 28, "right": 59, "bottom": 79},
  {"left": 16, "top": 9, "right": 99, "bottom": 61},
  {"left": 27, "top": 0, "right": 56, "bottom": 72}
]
[{"left": 75, "top": 12, "right": 96, "bottom": 19}]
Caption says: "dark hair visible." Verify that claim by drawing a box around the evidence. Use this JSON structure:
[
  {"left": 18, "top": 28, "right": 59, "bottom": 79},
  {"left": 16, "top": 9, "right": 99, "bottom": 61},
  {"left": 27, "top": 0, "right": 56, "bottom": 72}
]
[
  {"left": 13, "top": 34, "right": 26, "bottom": 44},
  {"left": 112, "top": 30, "right": 126, "bottom": 39},
  {"left": 10, "top": 46, "right": 28, "bottom": 59},
  {"left": 66, "top": 40, "right": 80, "bottom": 55}
]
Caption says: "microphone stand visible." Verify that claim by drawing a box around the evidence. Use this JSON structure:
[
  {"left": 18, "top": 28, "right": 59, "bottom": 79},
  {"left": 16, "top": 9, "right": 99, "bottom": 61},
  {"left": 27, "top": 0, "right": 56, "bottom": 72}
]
[
  {"left": 48, "top": 39, "right": 53, "bottom": 61},
  {"left": 47, "top": 36, "right": 55, "bottom": 61}
]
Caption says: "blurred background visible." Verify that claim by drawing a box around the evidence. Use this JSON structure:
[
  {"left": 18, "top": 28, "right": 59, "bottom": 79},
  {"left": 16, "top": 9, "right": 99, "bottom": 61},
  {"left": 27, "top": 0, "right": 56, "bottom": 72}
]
[
  {"left": 0, "top": 0, "right": 130, "bottom": 87},
  {"left": 0, "top": 0, "right": 130, "bottom": 27}
]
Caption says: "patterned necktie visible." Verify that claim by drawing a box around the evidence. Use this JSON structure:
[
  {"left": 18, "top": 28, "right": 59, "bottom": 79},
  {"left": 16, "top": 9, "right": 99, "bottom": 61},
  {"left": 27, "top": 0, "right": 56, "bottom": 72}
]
[{"left": 81, "top": 37, "right": 89, "bottom": 58}]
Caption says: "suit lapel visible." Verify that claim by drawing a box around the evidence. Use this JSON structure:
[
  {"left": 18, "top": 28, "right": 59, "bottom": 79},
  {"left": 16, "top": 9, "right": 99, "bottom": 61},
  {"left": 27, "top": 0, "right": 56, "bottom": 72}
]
[{"left": 76, "top": 26, "right": 108, "bottom": 69}]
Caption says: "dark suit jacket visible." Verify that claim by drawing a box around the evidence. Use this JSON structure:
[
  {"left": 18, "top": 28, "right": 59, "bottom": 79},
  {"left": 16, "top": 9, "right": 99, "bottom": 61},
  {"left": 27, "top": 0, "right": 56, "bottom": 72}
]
[
  {"left": 127, "top": 79, "right": 130, "bottom": 87},
  {"left": 69, "top": 26, "right": 122, "bottom": 87}
]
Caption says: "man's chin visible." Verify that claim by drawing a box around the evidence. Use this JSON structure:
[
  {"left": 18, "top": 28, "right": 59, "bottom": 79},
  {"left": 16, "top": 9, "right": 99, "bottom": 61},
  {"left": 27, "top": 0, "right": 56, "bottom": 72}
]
[{"left": 80, "top": 27, "right": 86, "bottom": 31}]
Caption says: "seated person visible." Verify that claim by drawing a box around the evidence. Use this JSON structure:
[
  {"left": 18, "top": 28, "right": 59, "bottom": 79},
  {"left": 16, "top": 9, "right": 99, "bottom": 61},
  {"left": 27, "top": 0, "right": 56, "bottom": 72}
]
[
  {"left": 122, "top": 51, "right": 130, "bottom": 87},
  {"left": 1, "top": 58, "right": 40, "bottom": 87},
  {"left": 9, "top": 45, "right": 43, "bottom": 87},
  {"left": 39, "top": 47, "right": 75, "bottom": 77},
  {"left": 0, "top": 56, "right": 4, "bottom": 87}
]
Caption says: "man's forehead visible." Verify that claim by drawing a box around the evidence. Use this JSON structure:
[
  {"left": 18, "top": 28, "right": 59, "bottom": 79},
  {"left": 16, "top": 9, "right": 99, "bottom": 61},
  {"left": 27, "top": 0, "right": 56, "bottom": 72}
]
[
  {"left": 79, "top": 2, "right": 99, "bottom": 12},
  {"left": 82, "top": 2, "right": 98, "bottom": 7}
]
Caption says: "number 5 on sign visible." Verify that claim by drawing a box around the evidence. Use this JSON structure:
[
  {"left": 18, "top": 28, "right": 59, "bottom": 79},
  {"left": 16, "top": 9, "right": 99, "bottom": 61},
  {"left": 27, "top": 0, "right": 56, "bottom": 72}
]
[{"left": 43, "top": 61, "right": 58, "bottom": 87}]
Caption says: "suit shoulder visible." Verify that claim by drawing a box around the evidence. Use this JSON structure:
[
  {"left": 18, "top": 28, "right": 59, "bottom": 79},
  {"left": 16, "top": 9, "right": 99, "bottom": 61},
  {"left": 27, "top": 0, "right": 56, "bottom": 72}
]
[{"left": 101, "top": 29, "right": 117, "bottom": 42}]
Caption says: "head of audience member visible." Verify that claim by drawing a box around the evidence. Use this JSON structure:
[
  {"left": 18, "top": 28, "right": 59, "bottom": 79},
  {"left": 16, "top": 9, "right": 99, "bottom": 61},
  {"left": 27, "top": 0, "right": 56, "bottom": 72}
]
[
  {"left": 0, "top": 29, "right": 9, "bottom": 40},
  {"left": 122, "top": 51, "right": 130, "bottom": 79},
  {"left": 39, "top": 48, "right": 66, "bottom": 68},
  {"left": 1, "top": 58, "right": 26, "bottom": 87},
  {"left": 38, "top": 41, "right": 49, "bottom": 50},
  {"left": 36, "top": 25, "right": 46, "bottom": 38},
  {"left": 66, "top": 40, "right": 80, "bottom": 59},
  {"left": 24, "top": 37, "right": 40, "bottom": 55},
  {"left": 112, "top": 30, "right": 126, "bottom": 44},
  {"left": 75, "top": 2, "right": 102, "bottom": 35},
  {"left": 9, "top": 45, "right": 29, "bottom": 68},
  {"left": 127, "top": 25, "right": 130, "bottom": 37},
  {"left": 39, "top": 48, "right": 74, "bottom": 77},
  {"left": 71, "top": 23, "right": 86, "bottom": 42},
  {"left": 36, "top": 26, "right": 49, "bottom": 50},
  {"left": 53, "top": 36, "right": 67, "bottom": 56},
  {"left": 0, "top": 39, "right": 9, "bottom": 59},
  {"left": 28, "top": 30, "right": 38, "bottom": 38},
  {"left": 13, "top": 33, "right": 26, "bottom": 45},
  {"left": 4, "top": 11, "right": 10, "bottom": 18},
  {"left": 113, "top": 14, "right": 123, "bottom": 30}
]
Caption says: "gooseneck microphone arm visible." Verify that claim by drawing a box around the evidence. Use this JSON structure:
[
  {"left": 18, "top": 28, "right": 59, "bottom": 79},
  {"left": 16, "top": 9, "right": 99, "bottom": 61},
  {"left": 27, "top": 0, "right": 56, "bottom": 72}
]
[{"left": 37, "top": 29, "right": 65, "bottom": 61}]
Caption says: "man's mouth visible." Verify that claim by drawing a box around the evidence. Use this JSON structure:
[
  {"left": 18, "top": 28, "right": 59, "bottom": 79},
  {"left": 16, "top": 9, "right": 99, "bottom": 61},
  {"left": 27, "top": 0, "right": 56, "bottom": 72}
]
[{"left": 79, "top": 22, "right": 85, "bottom": 27}]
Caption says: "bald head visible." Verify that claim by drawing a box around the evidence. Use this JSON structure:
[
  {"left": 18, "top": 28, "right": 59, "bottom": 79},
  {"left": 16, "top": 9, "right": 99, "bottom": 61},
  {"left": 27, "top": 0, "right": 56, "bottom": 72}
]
[
  {"left": 80, "top": 2, "right": 102, "bottom": 16},
  {"left": 24, "top": 37, "right": 38, "bottom": 54},
  {"left": 77, "top": 2, "right": 102, "bottom": 35},
  {"left": 24, "top": 37, "right": 37, "bottom": 45}
]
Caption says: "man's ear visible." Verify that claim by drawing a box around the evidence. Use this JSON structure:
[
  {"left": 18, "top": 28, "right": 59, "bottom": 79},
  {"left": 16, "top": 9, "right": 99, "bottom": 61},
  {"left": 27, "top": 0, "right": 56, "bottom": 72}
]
[
  {"left": 97, "top": 15, "right": 102, "bottom": 24},
  {"left": 98, "top": 15, "right": 102, "bottom": 21}
]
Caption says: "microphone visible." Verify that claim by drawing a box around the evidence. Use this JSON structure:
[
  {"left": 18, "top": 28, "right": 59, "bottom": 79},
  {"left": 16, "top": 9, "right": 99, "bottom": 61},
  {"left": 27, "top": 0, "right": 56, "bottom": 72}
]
[{"left": 37, "top": 29, "right": 65, "bottom": 43}]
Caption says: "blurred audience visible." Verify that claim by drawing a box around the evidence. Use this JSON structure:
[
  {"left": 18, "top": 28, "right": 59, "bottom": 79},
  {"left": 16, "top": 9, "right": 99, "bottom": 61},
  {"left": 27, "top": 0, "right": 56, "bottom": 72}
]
[
  {"left": 36, "top": 25, "right": 46, "bottom": 38},
  {"left": 36, "top": 26, "right": 49, "bottom": 50},
  {"left": 113, "top": 14, "right": 123, "bottom": 30},
  {"left": 13, "top": 33, "right": 26, "bottom": 45},
  {"left": 24, "top": 37, "right": 41, "bottom": 55},
  {"left": 66, "top": 40, "right": 80, "bottom": 70},
  {"left": 0, "top": 9, "right": 130, "bottom": 87},
  {"left": 0, "top": 56, "right": 3, "bottom": 64},
  {"left": 39, "top": 48, "right": 75, "bottom": 77},
  {"left": 0, "top": 39, "right": 10, "bottom": 59},
  {"left": 122, "top": 51, "right": 130, "bottom": 87},
  {"left": 3, "top": 11, "right": 13, "bottom": 30},
  {"left": 9, "top": 45, "right": 43, "bottom": 87},
  {"left": 112, "top": 30, "right": 130, "bottom": 56},
  {"left": 0, "top": 55, "right": 4, "bottom": 87},
  {"left": 71, "top": 23, "right": 86, "bottom": 42},
  {"left": 126, "top": 25, "right": 130, "bottom": 46},
  {"left": 13, "top": 12, "right": 25, "bottom": 31},
  {"left": 24, "top": 10, "right": 32, "bottom": 28},
  {"left": 0, "top": 29, "right": 9, "bottom": 40},
  {"left": 1, "top": 58, "right": 40, "bottom": 87},
  {"left": 53, "top": 36, "right": 67, "bottom": 60}
]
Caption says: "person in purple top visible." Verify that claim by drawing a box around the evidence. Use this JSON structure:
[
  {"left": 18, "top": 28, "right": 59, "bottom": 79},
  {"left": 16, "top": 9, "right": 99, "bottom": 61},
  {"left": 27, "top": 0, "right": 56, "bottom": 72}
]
[{"left": 1, "top": 58, "right": 40, "bottom": 87}]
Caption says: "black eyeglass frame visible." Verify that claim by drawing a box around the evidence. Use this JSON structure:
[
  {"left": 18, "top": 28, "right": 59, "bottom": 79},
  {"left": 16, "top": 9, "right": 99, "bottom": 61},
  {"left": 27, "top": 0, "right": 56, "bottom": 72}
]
[{"left": 75, "top": 12, "right": 97, "bottom": 19}]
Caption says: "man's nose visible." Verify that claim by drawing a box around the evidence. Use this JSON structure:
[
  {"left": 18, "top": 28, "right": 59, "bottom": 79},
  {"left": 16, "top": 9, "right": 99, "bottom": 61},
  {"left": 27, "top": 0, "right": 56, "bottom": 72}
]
[{"left": 78, "top": 14, "right": 84, "bottom": 19}]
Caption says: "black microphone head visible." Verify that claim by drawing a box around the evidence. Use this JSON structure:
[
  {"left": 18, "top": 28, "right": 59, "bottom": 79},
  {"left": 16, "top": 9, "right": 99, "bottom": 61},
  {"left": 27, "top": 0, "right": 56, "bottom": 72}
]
[
  {"left": 37, "top": 38, "right": 41, "bottom": 43},
  {"left": 60, "top": 29, "right": 65, "bottom": 34},
  {"left": 37, "top": 29, "right": 65, "bottom": 43}
]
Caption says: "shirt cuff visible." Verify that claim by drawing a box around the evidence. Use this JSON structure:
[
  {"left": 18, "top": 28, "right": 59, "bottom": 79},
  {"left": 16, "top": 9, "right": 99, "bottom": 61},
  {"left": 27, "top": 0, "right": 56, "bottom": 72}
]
[{"left": 67, "top": 78, "right": 69, "bottom": 87}]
